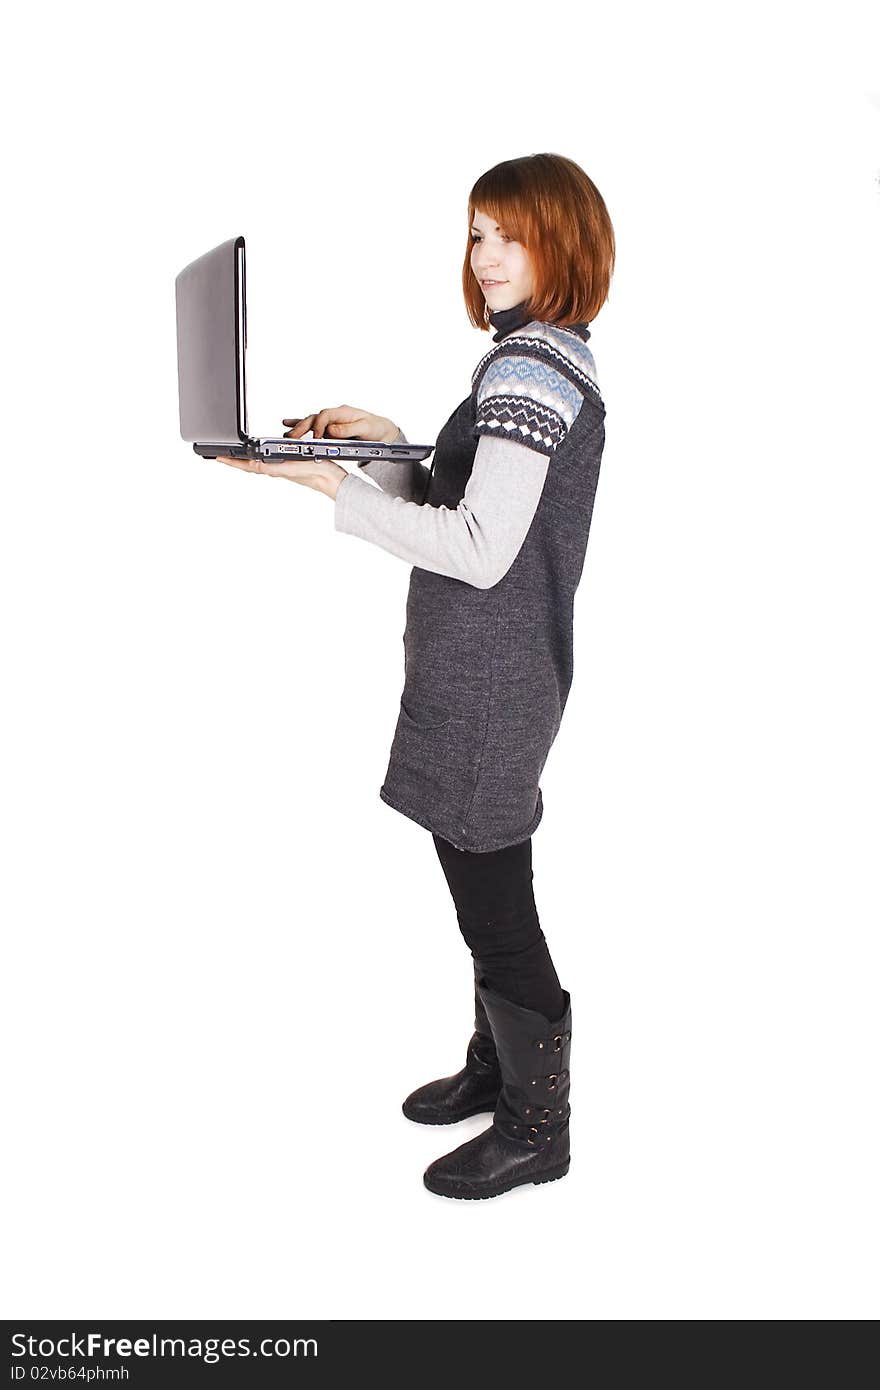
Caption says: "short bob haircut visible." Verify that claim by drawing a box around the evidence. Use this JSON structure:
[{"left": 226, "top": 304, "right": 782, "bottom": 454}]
[{"left": 463, "top": 153, "right": 615, "bottom": 332}]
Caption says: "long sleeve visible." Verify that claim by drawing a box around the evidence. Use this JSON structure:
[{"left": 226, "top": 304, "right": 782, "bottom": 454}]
[
  {"left": 355, "top": 429, "right": 433, "bottom": 502},
  {"left": 333, "top": 431, "right": 550, "bottom": 590}
]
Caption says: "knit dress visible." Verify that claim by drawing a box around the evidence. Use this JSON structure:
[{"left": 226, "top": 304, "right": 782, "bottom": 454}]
[{"left": 335, "top": 300, "right": 606, "bottom": 852}]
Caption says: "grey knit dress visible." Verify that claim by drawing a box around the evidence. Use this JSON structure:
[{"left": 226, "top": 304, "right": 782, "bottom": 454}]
[{"left": 378, "top": 301, "right": 606, "bottom": 852}]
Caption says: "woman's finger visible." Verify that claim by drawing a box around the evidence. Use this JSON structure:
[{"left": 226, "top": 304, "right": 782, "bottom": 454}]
[
  {"left": 313, "top": 406, "right": 357, "bottom": 438},
  {"left": 325, "top": 416, "right": 369, "bottom": 439},
  {"left": 216, "top": 455, "right": 303, "bottom": 478},
  {"left": 282, "top": 415, "right": 316, "bottom": 438},
  {"left": 216, "top": 455, "right": 268, "bottom": 472}
]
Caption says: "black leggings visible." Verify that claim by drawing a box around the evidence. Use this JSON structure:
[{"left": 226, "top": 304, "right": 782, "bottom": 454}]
[{"left": 432, "top": 833, "right": 565, "bottom": 1023}]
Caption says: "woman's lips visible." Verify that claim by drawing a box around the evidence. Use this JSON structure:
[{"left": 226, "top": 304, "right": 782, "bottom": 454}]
[{"left": 482, "top": 280, "right": 507, "bottom": 287}]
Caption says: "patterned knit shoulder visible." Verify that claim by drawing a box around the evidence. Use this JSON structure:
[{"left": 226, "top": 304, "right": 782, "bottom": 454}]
[
  {"left": 471, "top": 320, "right": 603, "bottom": 408},
  {"left": 471, "top": 320, "right": 604, "bottom": 460}
]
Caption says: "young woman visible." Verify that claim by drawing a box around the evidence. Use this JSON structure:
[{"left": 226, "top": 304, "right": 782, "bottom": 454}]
[{"left": 218, "top": 153, "right": 615, "bottom": 1200}]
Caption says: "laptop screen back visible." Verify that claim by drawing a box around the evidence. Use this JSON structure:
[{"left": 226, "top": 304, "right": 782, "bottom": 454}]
[{"left": 175, "top": 235, "right": 248, "bottom": 444}]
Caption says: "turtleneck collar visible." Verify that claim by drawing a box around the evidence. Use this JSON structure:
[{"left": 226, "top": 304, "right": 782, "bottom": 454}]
[
  {"left": 488, "top": 300, "right": 533, "bottom": 343},
  {"left": 488, "top": 300, "right": 591, "bottom": 343}
]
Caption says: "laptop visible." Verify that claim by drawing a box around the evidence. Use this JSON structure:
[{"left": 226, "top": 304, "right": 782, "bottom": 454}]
[{"left": 175, "top": 235, "right": 434, "bottom": 465}]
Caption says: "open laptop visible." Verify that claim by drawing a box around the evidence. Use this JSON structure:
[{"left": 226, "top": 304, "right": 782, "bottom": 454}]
[{"left": 175, "top": 235, "right": 434, "bottom": 465}]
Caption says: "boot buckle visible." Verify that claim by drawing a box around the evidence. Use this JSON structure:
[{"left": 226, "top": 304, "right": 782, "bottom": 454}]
[
  {"left": 534, "top": 1031, "right": 570, "bottom": 1053},
  {"left": 527, "top": 1125, "right": 554, "bottom": 1146},
  {"left": 529, "top": 1073, "right": 559, "bottom": 1091}
]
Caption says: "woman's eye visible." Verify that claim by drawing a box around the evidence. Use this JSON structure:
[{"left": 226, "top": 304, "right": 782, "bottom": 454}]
[{"left": 471, "top": 235, "right": 512, "bottom": 244}]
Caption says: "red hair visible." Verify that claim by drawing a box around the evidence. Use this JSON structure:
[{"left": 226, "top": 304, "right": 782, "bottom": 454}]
[{"left": 463, "top": 153, "right": 616, "bottom": 332}]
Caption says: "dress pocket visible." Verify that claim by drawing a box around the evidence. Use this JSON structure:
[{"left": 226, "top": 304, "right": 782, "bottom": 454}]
[{"left": 399, "top": 693, "right": 451, "bottom": 731}]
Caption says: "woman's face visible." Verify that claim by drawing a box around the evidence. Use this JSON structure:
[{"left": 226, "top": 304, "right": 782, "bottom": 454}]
[{"left": 470, "top": 207, "right": 534, "bottom": 313}]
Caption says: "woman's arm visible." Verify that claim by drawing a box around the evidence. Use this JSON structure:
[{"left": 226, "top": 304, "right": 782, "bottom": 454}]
[
  {"left": 355, "top": 429, "right": 433, "bottom": 503},
  {"left": 333, "top": 432, "right": 550, "bottom": 589}
]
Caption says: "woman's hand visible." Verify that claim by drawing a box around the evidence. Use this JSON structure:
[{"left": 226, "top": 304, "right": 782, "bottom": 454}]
[
  {"left": 282, "top": 404, "right": 399, "bottom": 445},
  {"left": 214, "top": 451, "right": 348, "bottom": 500},
  {"left": 215, "top": 403, "right": 399, "bottom": 497}
]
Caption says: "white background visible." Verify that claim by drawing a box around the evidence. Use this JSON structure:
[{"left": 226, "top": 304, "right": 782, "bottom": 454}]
[{"left": 3, "top": 0, "right": 878, "bottom": 1321}]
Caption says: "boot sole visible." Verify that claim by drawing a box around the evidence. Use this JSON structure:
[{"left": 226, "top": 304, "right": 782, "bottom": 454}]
[
  {"left": 423, "top": 1158, "right": 570, "bottom": 1200},
  {"left": 402, "top": 1101, "right": 498, "bottom": 1126}
]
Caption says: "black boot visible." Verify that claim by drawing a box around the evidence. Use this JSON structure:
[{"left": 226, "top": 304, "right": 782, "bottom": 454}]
[
  {"left": 402, "top": 970, "right": 502, "bottom": 1125},
  {"left": 423, "top": 982, "right": 571, "bottom": 1199}
]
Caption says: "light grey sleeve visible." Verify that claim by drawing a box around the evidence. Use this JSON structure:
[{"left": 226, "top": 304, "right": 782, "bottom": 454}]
[
  {"left": 333, "top": 431, "right": 550, "bottom": 589},
  {"left": 355, "top": 429, "right": 432, "bottom": 503}
]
